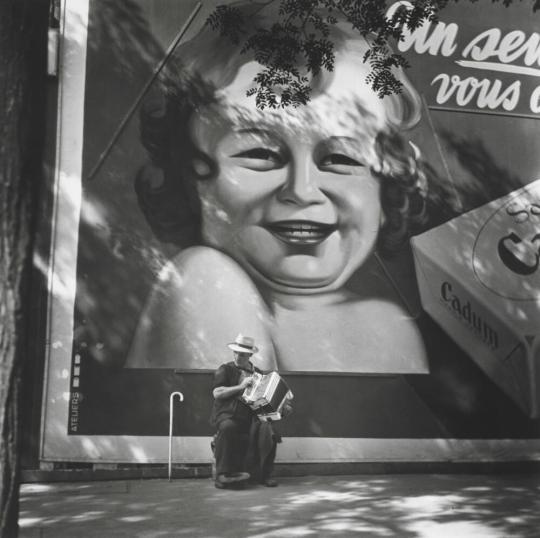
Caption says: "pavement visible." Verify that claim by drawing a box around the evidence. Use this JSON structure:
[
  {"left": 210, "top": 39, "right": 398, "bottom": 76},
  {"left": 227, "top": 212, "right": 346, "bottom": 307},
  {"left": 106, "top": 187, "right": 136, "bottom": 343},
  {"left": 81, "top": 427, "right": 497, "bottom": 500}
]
[{"left": 19, "top": 473, "right": 540, "bottom": 538}]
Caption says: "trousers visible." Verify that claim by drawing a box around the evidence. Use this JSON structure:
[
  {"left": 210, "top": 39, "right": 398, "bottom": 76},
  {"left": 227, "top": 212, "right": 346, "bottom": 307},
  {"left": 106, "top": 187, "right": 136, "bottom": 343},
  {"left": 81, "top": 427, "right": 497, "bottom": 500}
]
[{"left": 214, "top": 418, "right": 277, "bottom": 482}]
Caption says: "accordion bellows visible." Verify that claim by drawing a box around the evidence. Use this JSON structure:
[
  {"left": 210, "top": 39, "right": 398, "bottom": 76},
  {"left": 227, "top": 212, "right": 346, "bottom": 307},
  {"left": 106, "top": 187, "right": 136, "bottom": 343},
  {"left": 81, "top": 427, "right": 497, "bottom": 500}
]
[{"left": 241, "top": 372, "right": 292, "bottom": 421}]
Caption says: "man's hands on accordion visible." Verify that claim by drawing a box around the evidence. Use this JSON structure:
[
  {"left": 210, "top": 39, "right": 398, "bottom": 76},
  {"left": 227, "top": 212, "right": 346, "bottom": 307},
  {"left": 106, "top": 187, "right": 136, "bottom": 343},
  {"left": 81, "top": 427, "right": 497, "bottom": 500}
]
[
  {"left": 239, "top": 376, "right": 254, "bottom": 390},
  {"left": 213, "top": 375, "right": 254, "bottom": 400},
  {"left": 281, "top": 399, "right": 293, "bottom": 418},
  {"left": 240, "top": 371, "right": 293, "bottom": 422}
]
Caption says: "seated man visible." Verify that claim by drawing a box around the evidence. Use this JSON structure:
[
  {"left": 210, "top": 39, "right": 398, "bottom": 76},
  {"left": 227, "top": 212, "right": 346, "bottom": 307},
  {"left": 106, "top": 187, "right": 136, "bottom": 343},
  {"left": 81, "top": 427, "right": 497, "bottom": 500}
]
[{"left": 211, "top": 334, "right": 290, "bottom": 489}]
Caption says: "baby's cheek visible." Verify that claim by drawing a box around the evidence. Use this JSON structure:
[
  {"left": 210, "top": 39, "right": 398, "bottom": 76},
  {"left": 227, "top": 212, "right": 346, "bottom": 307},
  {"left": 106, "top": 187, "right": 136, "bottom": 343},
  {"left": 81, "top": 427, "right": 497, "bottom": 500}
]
[
  {"left": 196, "top": 184, "right": 233, "bottom": 242},
  {"left": 338, "top": 176, "right": 381, "bottom": 217}
]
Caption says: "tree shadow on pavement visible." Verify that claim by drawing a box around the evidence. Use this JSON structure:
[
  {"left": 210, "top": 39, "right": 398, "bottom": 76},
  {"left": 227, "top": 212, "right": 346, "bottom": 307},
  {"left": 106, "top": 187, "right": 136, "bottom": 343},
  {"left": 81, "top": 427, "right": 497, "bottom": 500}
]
[{"left": 19, "top": 474, "right": 540, "bottom": 538}]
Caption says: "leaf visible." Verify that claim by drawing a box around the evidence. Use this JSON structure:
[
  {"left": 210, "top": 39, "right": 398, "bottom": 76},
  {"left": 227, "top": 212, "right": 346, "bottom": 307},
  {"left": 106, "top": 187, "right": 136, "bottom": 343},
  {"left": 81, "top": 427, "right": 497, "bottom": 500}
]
[{"left": 207, "top": 0, "right": 534, "bottom": 109}]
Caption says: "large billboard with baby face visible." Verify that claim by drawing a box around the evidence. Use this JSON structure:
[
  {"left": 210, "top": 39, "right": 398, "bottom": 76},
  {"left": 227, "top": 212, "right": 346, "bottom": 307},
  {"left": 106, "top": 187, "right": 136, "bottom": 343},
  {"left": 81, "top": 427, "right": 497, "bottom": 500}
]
[{"left": 41, "top": 0, "right": 540, "bottom": 463}]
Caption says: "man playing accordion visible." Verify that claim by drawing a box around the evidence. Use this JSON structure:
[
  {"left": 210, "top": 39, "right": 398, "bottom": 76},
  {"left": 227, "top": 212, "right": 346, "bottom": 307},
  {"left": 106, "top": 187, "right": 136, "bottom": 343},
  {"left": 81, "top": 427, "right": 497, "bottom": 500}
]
[{"left": 211, "top": 334, "right": 292, "bottom": 489}]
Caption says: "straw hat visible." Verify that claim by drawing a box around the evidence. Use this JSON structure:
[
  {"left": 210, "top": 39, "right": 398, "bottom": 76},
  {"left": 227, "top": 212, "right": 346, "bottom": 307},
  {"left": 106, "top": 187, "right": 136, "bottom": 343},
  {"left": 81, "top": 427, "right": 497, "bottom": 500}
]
[{"left": 227, "top": 334, "right": 258, "bottom": 354}]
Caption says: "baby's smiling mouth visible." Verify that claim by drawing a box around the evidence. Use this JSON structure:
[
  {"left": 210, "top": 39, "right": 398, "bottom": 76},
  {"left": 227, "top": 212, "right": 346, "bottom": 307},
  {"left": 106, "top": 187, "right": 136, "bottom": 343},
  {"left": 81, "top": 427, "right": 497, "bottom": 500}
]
[{"left": 265, "top": 220, "right": 337, "bottom": 245}]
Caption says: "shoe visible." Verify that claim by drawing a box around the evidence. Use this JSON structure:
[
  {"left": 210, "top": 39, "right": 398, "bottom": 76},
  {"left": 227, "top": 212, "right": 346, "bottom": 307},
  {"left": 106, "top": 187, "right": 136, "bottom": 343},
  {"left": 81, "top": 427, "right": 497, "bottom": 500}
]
[
  {"left": 215, "top": 479, "right": 247, "bottom": 490},
  {"left": 216, "top": 472, "right": 250, "bottom": 484},
  {"left": 261, "top": 478, "right": 278, "bottom": 487}
]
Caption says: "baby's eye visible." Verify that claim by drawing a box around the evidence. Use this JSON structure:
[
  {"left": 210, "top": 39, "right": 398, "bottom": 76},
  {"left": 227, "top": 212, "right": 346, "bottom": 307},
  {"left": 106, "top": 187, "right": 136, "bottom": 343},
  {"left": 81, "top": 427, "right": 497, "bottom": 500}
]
[
  {"left": 319, "top": 153, "right": 364, "bottom": 170},
  {"left": 321, "top": 153, "right": 363, "bottom": 166},
  {"left": 231, "top": 148, "right": 284, "bottom": 171}
]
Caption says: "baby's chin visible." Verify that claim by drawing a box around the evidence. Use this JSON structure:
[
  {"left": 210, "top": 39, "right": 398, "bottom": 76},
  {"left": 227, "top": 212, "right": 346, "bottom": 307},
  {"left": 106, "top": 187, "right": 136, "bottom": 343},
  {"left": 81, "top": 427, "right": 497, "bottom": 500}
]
[{"left": 241, "top": 261, "right": 356, "bottom": 296}]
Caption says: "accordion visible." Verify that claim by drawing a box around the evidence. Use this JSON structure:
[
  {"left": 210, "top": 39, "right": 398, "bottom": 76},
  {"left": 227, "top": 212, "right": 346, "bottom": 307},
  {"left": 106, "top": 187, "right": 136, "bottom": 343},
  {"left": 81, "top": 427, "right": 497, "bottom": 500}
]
[{"left": 241, "top": 371, "right": 292, "bottom": 421}]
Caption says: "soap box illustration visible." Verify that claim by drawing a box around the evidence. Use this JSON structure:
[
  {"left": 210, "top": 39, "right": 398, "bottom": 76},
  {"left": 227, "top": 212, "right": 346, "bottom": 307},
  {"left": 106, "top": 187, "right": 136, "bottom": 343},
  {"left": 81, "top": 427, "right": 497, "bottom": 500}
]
[{"left": 412, "top": 179, "right": 540, "bottom": 417}]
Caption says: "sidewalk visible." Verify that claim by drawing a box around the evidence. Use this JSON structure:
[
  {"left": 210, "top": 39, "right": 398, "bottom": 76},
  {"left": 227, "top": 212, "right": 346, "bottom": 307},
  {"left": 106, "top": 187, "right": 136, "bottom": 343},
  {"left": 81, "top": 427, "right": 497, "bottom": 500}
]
[{"left": 19, "top": 473, "right": 540, "bottom": 538}]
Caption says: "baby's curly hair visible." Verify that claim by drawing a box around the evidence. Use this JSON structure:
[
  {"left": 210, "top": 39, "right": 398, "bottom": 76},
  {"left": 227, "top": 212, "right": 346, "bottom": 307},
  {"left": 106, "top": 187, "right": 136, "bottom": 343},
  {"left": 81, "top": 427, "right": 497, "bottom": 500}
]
[{"left": 136, "top": 6, "right": 428, "bottom": 256}]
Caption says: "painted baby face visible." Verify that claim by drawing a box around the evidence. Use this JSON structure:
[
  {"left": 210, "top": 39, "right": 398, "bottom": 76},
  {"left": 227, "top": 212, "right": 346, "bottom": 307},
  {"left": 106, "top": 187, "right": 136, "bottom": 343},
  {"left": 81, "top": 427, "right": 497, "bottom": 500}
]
[{"left": 189, "top": 48, "right": 392, "bottom": 294}]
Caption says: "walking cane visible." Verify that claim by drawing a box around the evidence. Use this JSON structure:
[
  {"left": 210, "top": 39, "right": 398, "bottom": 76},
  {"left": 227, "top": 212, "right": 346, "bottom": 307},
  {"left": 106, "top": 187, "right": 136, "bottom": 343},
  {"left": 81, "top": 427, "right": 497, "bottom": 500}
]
[{"left": 168, "top": 391, "right": 184, "bottom": 481}]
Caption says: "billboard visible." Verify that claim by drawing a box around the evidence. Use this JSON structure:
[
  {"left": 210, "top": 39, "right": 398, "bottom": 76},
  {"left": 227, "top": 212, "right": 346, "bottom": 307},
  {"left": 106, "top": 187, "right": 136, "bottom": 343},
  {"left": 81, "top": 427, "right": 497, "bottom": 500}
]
[{"left": 41, "top": 0, "right": 540, "bottom": 463}]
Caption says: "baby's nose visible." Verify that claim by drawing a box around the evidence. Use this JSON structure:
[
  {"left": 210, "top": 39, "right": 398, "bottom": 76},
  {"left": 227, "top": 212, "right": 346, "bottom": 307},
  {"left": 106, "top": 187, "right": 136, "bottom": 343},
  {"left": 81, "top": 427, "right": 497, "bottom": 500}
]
[{"left": 277, "top": 155, "right": 325, "bottom": 206}]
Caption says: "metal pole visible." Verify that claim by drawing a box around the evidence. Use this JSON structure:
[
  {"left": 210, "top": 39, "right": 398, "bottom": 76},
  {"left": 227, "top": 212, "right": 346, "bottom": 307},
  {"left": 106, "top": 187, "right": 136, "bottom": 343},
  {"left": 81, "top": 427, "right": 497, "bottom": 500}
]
[{"left": 168, "top": 391, "right": 184, "bottom": 481}]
